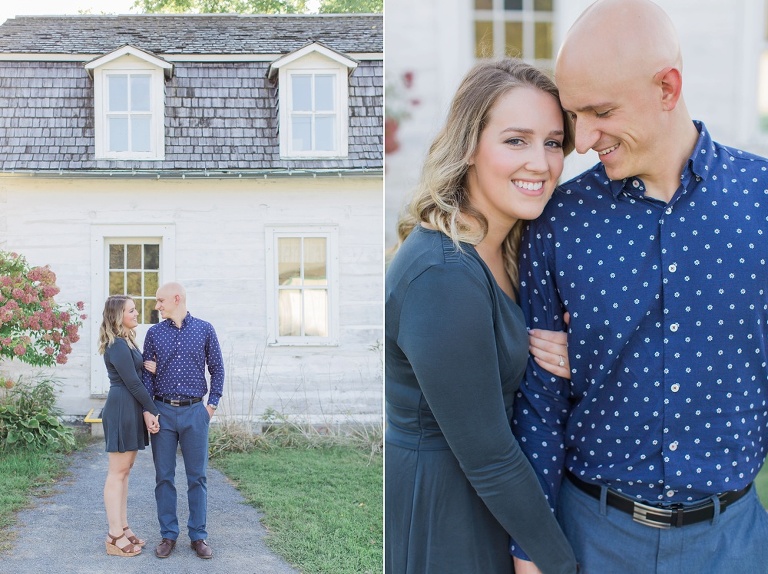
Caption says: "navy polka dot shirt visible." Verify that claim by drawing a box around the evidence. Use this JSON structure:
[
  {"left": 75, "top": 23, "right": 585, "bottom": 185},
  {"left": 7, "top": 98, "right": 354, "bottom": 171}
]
[
  {"left": 513, "top": 121, "right": 768, "bottom": 505},
  {"left": 142, "top": 312, "right": 224, "bottom": 407}
]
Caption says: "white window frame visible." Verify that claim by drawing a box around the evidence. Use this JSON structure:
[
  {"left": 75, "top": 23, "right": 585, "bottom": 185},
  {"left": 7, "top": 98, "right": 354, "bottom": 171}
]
[
  {"left": 474, "top": 0, "right": 557, "bottom": 69},
  {"left": 264, "top": 225, "right": 339, "bottom": 346},
  {"left": 86, "top": 46, "right": 172, "bottom": 161},
  {"left": 269, "top": 44, "right": 357, "bottom": 159},
  {"left": 89, "top": 224, "right": 175, "bottom": 396}
]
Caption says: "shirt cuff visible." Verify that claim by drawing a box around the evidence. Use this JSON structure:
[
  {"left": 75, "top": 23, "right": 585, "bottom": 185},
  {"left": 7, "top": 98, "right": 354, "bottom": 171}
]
[{"left": 510, "top": 539, "right": 530, "bottom": 561}]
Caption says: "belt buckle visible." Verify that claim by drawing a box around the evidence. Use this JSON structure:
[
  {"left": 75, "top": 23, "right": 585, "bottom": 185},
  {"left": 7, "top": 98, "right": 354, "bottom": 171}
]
[
  {"left": 169, "top": 399, "right": 181, "bottom": 406},
  {"left": 632, "top": 501, "right": 672, "bottom": 529}
]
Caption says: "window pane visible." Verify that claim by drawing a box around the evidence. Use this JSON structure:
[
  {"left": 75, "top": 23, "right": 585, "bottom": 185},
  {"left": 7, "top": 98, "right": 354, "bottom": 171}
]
[
  {"left": 534, "top": 22, "right": 553, "bottom": 60},
  {"left": 292, "top": 116, "right": 312, "bottom": 151},
  {"left": 144, "top": 244, "right": 159, "bottom": 270},
  {"left": 127, "top": 244, "right": 142, "bottom": 269},
  {"left": 145, "top": 271, "right": 159, "bottom": 296},
  {"left": 108, "top": 117, "right": 129, "bottom": 152},
  {"left": 303, "top": 290, "right": 328, "bottom": 337},
  {"left": 278, "top": 290, "right": 302, "bottom": 336},
  {"left": 534, "top": 0, "right": 553, "bottom": 11},
  {"left": 315, "top": 75, "right": 335, "bottom": 112},
  {"left": 131, "top": 116, "right": 152, "bottom": 152},
  {"left": 109, "top": 272, "right": 125, "bottom": 295},
  {"left": 304, "top": 237, "right": 327, "bottom": 284},
  {"left": 108, "top": 75, "right": 128, "bottom": 111},
  {"left": 131, "top": 75, "right": 151, "bottom": 112},
  {"left": 475, "top": 21, "right": 494, "bottom": 58},
  {"left": 315, "top": 115, "right": 335, "bottom": 152},
  {"left": 505, "top": 21, "right": 524, "bottom": 57},
  {"left": 109, "top": 244, "right": 124, "bottom": 269},
  {"left": 292, "top": 75, "right": 312, "bottom": 111},
  {"left": 504, "top": 0, "right": 523, "bottom": 9},
  {"left": 127, "top": 272, "right": 142, "bottom": 297},
  {"left": 278, "top": 237, "right": 302, "bottom": 285},
  {"left": 144, "top": 300, "right": 159, "bottom": 324},
  {"left": 475, "top": 0, "right": 492, "bottom": 8}
]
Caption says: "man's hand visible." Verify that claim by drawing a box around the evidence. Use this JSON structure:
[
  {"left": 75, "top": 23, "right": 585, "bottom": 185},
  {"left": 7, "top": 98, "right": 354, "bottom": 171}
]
[
  {"left": 143, "top": 411, "right": 160, "bottom": 434},
  {"left": 206, "top": 405, "right": 216, "bottom": 419},
  {"left": 514, "top": 557, "right": 544, "bottom": 574}
]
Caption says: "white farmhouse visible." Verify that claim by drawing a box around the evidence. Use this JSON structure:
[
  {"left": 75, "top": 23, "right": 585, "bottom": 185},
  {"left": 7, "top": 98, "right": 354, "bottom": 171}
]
[{"left": 0, "top": 14, "right": 383, "bottom": 425}]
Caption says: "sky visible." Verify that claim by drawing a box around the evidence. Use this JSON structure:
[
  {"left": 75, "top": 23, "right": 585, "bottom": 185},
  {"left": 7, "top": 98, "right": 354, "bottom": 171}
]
[{"left": 0, "top": 1, "right": 138, "bottom": 25}]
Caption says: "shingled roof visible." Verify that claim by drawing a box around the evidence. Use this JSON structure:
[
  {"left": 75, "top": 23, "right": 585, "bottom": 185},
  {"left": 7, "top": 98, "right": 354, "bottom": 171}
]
[
  {"left": 0, "top": 14, "right": 382, "bottom": 173},
  {"left": 0, "top": 14, "right": 382, "bottom": 55}
]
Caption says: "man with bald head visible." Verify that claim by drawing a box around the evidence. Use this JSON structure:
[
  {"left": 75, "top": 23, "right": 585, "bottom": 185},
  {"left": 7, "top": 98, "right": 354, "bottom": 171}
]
[
  {"left": 512, "top": 0, "right": 768, "bottom": 571},
  {"left": 142, "top": 282, "right": 224, "bottom": 559}
]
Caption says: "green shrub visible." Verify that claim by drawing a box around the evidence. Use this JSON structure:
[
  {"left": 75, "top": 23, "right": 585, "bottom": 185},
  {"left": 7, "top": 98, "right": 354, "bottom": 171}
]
[{"left": 0, "top": 375, "right": 75, "bottom": 452}]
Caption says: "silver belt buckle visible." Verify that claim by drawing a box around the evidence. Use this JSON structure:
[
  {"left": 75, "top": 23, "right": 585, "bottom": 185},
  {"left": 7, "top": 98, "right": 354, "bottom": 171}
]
[
  {"left": 632, "top": 501, "right": 673, "bottom": 529},
  {"left": 170, "top": 399, "right": 181, "bottom": 406}
]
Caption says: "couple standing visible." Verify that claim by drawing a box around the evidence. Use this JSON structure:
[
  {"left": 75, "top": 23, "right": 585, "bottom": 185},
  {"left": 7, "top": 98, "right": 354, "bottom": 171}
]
[
  {"left": 386, "top": 0, "right": 768, "bottom": 572},
  {"left": 99, "top": 282, "right": 224, "bottom": 560}
]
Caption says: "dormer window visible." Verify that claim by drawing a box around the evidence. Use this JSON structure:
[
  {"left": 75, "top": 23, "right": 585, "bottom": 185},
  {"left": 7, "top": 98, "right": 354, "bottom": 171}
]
[
  {"left": 86, "top": 46, "right": 173, "bottom": 161},
  {"left": 269, "top": 42, "right": 357, "bottom": 159}
]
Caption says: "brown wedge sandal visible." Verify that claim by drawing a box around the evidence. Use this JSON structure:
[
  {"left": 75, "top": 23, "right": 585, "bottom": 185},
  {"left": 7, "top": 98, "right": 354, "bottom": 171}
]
[
  {"left": 105, "top": 532, "right": 142, "bottom": 557},
  {"left": 123, "top": 526, "right": 146, "bottom": 547}
]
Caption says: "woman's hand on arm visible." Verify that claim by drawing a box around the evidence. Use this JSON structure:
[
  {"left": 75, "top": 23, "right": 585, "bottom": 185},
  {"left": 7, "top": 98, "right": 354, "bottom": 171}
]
[
  {"left": 514, "top": 556, "right": 544, "bottom": 574},
  {"left": 528, "top": 312, "right": 571, "bottom": 379}
]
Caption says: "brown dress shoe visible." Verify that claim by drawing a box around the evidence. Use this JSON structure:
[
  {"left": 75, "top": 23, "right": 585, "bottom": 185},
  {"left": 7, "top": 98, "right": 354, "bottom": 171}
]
[
  {"left": 191, "top": 539, "right": 213, "bottom": 559},
  {"left": 155, "top": 538, "right": 176, "bottom": 558}
]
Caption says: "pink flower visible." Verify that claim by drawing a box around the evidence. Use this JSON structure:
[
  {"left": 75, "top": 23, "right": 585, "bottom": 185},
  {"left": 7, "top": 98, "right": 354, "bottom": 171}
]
[
  {"left": 76, "top": 301, "right": 85, "bottom": 311},
  {"left": 13, "top": 344, "right": 26, "bottom": 356},
  {"left": 56, "top": 353, "right": 68, "bottom": 364},
  {"left": 44, "top": 347, "right": 55, "bottom": 355}
]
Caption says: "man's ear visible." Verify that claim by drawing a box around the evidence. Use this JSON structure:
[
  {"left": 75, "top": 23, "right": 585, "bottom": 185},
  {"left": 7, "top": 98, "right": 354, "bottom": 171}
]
[{"left": 656, "top": 66, "right": 682, "bottom": 111}]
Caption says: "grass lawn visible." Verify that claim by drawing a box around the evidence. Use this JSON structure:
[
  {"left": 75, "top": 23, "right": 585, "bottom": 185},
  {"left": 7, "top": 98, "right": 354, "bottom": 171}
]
[
  {"left": 0, "top": 449, "right": 71, "bottom": 551},
  {"left": 213, "top": 446, "right": 383, "bottom": 574},
  {"left": 756, "top": 456, "right": 768, "bottom": 508}
]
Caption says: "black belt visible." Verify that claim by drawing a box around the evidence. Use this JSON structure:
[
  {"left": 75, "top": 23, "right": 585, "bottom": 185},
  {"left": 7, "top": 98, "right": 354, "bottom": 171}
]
[
  {"left": 566, "top": 471, "right": 751, "bottom": 529},
  {"left": 154, "top": 396, "right": 203, "bottom": 407}
]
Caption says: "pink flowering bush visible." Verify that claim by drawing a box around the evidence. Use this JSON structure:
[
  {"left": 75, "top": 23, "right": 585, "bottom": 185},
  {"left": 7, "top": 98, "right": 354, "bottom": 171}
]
[{"left": 0, "top": 251, "right": 86, "bottom": 367}]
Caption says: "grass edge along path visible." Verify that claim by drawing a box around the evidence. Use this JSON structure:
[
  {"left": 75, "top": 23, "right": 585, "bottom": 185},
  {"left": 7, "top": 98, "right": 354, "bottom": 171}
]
[
  {"left": 213, "top": 445, "right": 383, "bottom": 574},
  {"left": 0, "top": 449, "right": 72, "bottom": 552}
]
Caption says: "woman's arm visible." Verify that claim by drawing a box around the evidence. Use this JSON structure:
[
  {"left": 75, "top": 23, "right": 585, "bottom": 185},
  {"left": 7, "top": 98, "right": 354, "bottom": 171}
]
[{"left": 108, "top": 339, "right": 160, "bottom": 416}]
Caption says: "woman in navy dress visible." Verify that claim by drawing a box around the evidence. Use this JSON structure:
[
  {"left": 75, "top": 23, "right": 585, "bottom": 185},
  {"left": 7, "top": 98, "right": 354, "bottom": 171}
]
[
  {"left": 385, "top": 58, "right": 577, "bottom": 574},
  {"left": 98, "top": 295, "right": 160, "bottom": 557}
]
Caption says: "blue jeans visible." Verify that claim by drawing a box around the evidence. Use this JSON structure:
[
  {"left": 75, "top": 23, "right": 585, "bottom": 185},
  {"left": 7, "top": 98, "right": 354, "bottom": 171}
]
[
  {"left": 150, "top": 400, "right": 210, "bottom": 542},
  {"left": 557, "top": 476, "right": 768, "bottom": 573}
]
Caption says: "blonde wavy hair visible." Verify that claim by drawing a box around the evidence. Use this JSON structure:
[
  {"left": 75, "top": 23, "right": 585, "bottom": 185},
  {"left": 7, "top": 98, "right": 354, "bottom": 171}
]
[
  {"left": 395, "top": 58, "right": 574, "bottom": 288},
  {"left": 98, "top": 295, "right": 137, "bottom": 354}
]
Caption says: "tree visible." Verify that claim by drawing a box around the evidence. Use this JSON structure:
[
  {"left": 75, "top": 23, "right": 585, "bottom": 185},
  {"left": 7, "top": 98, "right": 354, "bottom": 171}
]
[
  {"left": 318, "top": 0, "right": 381, "bottom": 13},
  {"left": 132, "top": 0, "right": 381, "bottom": 13},
  {"left": 132, "top": 0, "right": 308, "bottom": 13},
  {"left": 0, "top": 251, "right": 85, "bottom": 367}
]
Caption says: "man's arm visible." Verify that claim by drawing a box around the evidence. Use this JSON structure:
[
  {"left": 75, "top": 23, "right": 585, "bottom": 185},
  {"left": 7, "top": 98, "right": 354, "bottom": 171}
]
[
  {"left": 510, "top": 221, "right": 572, "bottom": 561},
  {"left": 205, "top": 324, "right": 224, "bottom": 409},
  {"left": 141, "top": 329, "right": 157, "bottom": 398}
]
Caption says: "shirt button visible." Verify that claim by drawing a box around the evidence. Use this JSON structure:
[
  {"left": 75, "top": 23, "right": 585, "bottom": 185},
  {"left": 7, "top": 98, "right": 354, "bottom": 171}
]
[
  {"left": 670, "top": 323, "right": 679, "bottom": 332},
  {"left": 671, "top": 383, "right": 680, "bottom": 393},
  {"left": 665, "top": 207, "right": 673, "bottom": 215},
  {"left": 669, "top": 441, "right": 678, "bottom": 451},
  {"left": 668, "top": 263, "right": 677, "bottom": 273},
  {"left": 632, "top": 180, "right": 640, "bottom": 188},
  {"left": 666, "top": 489, "right": 675, "bottom": 497}
]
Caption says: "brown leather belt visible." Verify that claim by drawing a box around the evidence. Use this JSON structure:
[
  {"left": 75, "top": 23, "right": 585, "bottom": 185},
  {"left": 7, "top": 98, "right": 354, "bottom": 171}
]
[{"left": 566, "top": 471, "right": 752, "bottom": 529}]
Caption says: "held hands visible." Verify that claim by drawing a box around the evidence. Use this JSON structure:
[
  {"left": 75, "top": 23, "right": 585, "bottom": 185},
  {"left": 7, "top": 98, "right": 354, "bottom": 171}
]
[
  {"left": 143, "top": 411, "right": 160, "bottom": 434},
  {"left": 513, "top": 557, "right": 544, "bottom": 574},
  {"left": 528, "top": 312, "right": 571, "bottom": 379}
]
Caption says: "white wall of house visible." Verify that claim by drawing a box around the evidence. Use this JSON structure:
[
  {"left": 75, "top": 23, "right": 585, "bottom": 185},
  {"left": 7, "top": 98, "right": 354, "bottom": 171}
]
[
  {"left": 385, "top": 0, "right": 768, "bottom": 247},
  {"left": 0, "top": 174, "right": 383, "bottom": 424}
]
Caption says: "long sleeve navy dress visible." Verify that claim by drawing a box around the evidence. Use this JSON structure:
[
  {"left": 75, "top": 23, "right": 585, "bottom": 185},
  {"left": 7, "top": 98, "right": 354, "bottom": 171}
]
[
  {"left": 385, "top": 226, "right": 576, "bottom": 574},
  {"left": 101, "top": 337, "right": 160, "bottom": 453}
]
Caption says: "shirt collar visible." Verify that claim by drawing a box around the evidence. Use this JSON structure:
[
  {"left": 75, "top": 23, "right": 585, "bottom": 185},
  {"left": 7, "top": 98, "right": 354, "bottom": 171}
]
[
  {"left": 164, "top": 311, "right": 192, "bottom": 329},
  {"left": 604, "top": 120, "right": 711, "bottom": 200}
]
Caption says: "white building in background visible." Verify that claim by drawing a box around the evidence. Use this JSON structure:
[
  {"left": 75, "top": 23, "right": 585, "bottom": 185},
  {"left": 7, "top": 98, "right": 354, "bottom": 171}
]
[
  {"left": 0, "top": 14, "right": 384, "bottom": 424},
  {"left": 385, "top": 0, "right": 768, "bottom": 248}
]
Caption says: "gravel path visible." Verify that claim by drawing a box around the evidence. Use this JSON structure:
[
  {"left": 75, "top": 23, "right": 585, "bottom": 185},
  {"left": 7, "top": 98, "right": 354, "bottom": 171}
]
[{"left": 1, "top": 441, "right": 300, "bottom": 573}]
